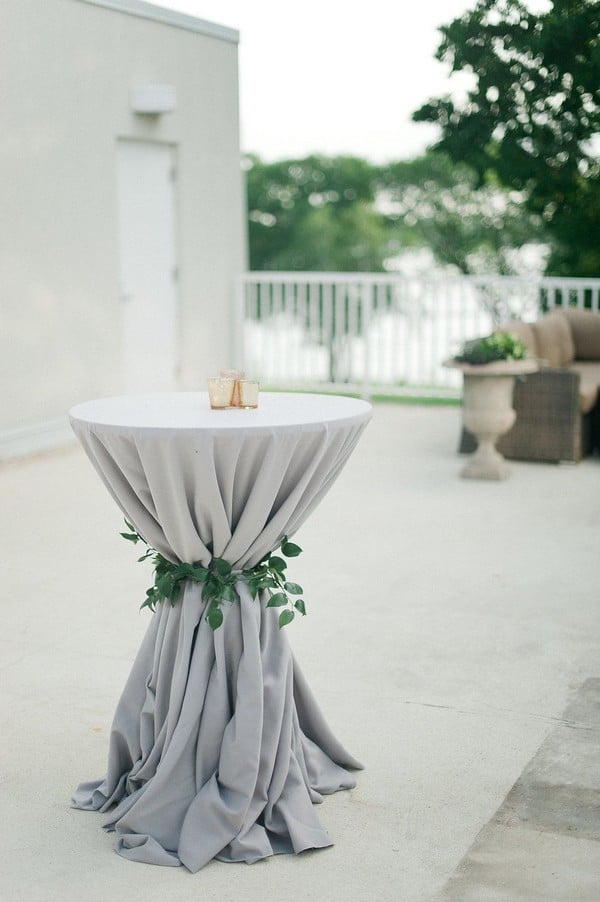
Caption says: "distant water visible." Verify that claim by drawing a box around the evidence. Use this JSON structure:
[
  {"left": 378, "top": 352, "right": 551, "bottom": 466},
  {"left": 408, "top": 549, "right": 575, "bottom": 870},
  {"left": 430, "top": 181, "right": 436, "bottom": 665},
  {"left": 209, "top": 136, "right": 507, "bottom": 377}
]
[{"left": 243, "top": 307, "right": 495, "bottom": 392}]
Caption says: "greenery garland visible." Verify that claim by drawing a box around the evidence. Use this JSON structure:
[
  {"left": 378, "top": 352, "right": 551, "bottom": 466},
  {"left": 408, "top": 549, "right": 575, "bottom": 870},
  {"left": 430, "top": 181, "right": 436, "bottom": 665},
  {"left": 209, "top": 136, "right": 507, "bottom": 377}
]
[{"left": 120, "top": 520, "right": 306, "bottom": 630}]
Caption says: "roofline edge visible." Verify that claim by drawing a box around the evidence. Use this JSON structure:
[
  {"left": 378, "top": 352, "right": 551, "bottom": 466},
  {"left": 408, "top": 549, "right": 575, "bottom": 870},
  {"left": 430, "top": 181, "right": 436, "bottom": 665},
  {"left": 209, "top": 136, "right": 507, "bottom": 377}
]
[{"left": 77, "top": 0, "right": 239, "bottom": 43}]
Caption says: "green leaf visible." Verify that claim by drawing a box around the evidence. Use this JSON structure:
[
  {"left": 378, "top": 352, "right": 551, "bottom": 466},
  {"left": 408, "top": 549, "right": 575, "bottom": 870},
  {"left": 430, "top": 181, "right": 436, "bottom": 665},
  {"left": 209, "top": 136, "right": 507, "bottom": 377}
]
[
  {"left": 202, "top": 581, "right": 219, "bottom": 601},
  {"left": 266, "top": 592, "right": 288, "bottom": 608},
  {"left": 256, "top": 576, "right": 278, "bottom": 590},
  {"left": 279, "top": 609, "right": 295, "bottom": 629},
  {"left": 281, "top": 541, "right": 302, "bottom": 558},
  {"left": 141, "top": 588, "right": 158, "bottom": 611},
  {"left": 154, "top": 557, "right": 171, "bottom": 576},
  {"left": 214, "top": 558, "right": 232, "bottom": 577},
  {"left": 189, "top": 567, "right": 208, "bottom": 583},
  {"left": 207, "top": 603, "right": 224, "bottom": 630},
  {"left": 294, "top": 599, "right": 307, "bottom": 616},
  {"left": 173, "top": 562, "right": 194, "bottom": 578},
  {"left": 221, "top": 584, "right": 237, "bottom": 604},
  {"left": 120, "top": 532, "right": 140, "bottom": 543},
  {"left": 268, "top": 555, "right": 287, "bottom": 572},
  {"left": 284, "top": 581, "right": 303, "bottom": 595},
  {"left": 156, "top": 574, "right": 174, "bottom": 598}
]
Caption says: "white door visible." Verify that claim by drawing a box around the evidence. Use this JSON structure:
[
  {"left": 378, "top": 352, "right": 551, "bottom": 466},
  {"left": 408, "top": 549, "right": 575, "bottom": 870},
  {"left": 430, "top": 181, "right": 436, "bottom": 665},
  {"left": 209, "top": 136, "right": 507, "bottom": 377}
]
[{"left": 116, "top": 140, "right": 178, "bottom": 392}]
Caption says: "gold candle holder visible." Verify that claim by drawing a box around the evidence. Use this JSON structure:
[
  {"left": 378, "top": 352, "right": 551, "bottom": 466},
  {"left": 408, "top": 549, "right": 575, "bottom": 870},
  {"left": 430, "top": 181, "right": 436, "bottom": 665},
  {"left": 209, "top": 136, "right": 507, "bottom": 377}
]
[
  {"left": 207, "top": 376, "right": 235, "bottom": 409},
  {"left": 220, "top": 369, "right": 245, "bottom": 407},
  {"left": 238, "top": 379, "right": 260, "bottom": 409}
]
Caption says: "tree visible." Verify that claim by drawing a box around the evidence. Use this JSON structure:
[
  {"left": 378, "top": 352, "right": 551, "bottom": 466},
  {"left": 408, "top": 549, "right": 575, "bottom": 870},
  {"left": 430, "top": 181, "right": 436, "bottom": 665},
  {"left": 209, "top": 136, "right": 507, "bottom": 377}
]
[
  {"left": 245, "top": 151, "right": 548, "bottom": 276},
  {"left": 245, "top": 154, "right": 388, "bottom": 271},
  {"left": 245, "top": 155, "right": 388, "bottom": 381},
  {"left": 413, "top": 0, "right": 600, "bottom": 276},
  {"left": 379, "top": 152, "right": 547, "bottom": 275}
]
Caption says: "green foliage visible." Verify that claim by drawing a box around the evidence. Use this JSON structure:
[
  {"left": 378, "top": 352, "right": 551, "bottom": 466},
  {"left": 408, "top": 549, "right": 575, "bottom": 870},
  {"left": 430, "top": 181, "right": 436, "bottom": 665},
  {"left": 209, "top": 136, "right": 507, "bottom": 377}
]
[
  {"left": 413, "top": 0, "right": 600, "bottom": 277},
  {"left": 245, "top": 151, "right": 549, "bottom": 277},
  {"left": 379, "top": 152, "right": 547, "bottom": 274},
  {"left": 120, "top": 520, "right": 306, "bottom": 630},
  {"left": 455, "top": 332, "right": 528, "bottom": 364},
  {"left": 246, "top": 154, "right": 387, "bottom": 272}
]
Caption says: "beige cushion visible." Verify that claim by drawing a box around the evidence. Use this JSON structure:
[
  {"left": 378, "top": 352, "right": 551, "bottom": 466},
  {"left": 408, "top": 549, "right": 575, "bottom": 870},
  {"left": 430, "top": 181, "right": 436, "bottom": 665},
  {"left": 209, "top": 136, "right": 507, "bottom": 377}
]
[
  {"left": 532, "top": 312, "right": 575, "bottom": 366},
  {"left": 496, "top": 320, "right": 539, "bottom": 357},
  {"left": 567, "top": 362, "right": 600, "bottom": 413},
  {"left": 562, "top": 308, "right": 600, "bottom": 361}
]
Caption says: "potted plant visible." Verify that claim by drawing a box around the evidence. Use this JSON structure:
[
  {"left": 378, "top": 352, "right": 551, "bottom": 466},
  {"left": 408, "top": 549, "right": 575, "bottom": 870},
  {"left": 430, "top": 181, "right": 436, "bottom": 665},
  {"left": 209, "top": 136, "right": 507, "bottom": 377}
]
[{"left": 444, "top": 333, "right": 538, "bottom": 480}]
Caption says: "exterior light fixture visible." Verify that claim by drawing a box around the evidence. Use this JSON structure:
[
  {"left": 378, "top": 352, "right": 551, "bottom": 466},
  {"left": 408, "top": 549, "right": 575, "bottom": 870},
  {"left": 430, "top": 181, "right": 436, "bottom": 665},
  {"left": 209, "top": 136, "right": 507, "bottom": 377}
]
[{"left": 130, "top": 85, "right": 177, "bottom": 115}]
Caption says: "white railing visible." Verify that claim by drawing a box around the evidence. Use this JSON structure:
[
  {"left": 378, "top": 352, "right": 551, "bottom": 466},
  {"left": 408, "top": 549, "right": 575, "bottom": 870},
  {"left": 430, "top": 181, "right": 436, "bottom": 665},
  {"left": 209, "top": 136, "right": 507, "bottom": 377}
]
[{"left": 237, "top": 272, "right": 600, "bottom": 398}]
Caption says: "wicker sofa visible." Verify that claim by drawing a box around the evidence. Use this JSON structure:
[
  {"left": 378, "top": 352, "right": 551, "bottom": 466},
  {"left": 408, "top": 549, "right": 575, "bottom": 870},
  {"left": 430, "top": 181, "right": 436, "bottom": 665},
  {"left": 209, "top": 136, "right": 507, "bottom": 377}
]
[{"left": 460, "top": 307, "right": 600, "bottom": 462}]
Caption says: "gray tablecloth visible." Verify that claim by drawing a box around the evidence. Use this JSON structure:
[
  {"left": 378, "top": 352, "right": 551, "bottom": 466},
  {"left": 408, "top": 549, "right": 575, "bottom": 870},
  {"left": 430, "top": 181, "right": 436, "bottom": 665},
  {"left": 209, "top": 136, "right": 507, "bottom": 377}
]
[{"left": 69, "top": 392, "right": 371, "bottom": 871}]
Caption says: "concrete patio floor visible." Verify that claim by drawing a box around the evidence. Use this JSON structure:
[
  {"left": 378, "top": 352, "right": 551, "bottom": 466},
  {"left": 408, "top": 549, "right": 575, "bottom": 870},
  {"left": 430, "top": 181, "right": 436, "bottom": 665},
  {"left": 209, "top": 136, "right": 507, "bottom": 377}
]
[{"left": 1, "top": 402, "right": 599, "bottom": 902}]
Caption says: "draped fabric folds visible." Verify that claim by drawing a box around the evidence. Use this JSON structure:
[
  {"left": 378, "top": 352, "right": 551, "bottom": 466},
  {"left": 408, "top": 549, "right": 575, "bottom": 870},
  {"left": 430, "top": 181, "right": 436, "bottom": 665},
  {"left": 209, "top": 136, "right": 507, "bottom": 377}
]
[{"left": 69, "top": 393, "right": 371, "bottom": 871}]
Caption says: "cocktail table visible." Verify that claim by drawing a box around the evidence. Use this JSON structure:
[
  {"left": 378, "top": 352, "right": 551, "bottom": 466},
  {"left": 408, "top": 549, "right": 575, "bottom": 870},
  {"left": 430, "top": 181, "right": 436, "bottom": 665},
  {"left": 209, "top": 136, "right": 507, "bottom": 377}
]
[{"left": 69, "top": 391, "right": 371, "bottom": 871}]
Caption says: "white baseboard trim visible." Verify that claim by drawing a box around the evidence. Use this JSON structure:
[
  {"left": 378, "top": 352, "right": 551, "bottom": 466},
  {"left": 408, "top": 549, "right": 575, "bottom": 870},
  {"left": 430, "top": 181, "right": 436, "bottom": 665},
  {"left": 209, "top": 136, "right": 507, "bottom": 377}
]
[{"left": 0, "top": 416, "right": 76, "bottom": 461}]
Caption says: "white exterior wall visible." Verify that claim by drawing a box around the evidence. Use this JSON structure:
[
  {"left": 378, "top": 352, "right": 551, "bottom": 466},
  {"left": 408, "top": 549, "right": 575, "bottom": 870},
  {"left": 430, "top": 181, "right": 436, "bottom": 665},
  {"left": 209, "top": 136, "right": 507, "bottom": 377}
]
[{"left": 0, "top": 0, "right": 246, "bottom": 457}]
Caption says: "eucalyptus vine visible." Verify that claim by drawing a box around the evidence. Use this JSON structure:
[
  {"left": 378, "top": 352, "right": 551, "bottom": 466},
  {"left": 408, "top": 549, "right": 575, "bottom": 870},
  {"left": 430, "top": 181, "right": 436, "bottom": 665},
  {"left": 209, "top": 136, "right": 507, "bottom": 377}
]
[{"left": 120, "top": 520, "right": 306, "bottom": 630}]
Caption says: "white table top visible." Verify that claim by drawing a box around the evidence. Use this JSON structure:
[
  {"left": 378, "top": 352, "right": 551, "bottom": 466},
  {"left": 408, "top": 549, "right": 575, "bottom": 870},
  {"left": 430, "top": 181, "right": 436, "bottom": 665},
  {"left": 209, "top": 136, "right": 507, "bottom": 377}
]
[
  {"left": 69, "top": 390, "right": 372, "bottom": 569},
  {"left": 70, "top": 391, "right": 372, "bottom": 433}
]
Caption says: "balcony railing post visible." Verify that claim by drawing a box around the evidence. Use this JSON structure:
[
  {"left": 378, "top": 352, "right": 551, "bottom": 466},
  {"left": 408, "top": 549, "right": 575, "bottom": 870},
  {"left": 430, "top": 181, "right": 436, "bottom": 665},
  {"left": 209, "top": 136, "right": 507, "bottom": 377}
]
[
  {"left": 361, "top": 281, "right": 371, "bottom": 401},
  {"left": 232, "top": 274, "right": 245, "bottom": 370}
]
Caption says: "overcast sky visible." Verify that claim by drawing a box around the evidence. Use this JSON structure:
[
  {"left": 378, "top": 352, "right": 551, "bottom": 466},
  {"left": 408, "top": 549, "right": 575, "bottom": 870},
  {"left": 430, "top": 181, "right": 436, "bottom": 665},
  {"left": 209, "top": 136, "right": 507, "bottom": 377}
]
[{"left": 155, "top": 0, "right": 478, "bottom": 162}]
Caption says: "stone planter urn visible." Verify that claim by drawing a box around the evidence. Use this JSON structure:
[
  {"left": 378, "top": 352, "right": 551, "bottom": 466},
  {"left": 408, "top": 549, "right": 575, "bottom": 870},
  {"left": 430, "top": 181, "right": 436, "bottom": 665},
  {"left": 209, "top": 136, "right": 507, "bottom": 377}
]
[{"left": 444, "top": 358, "right": 538, "bottom": 480}]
